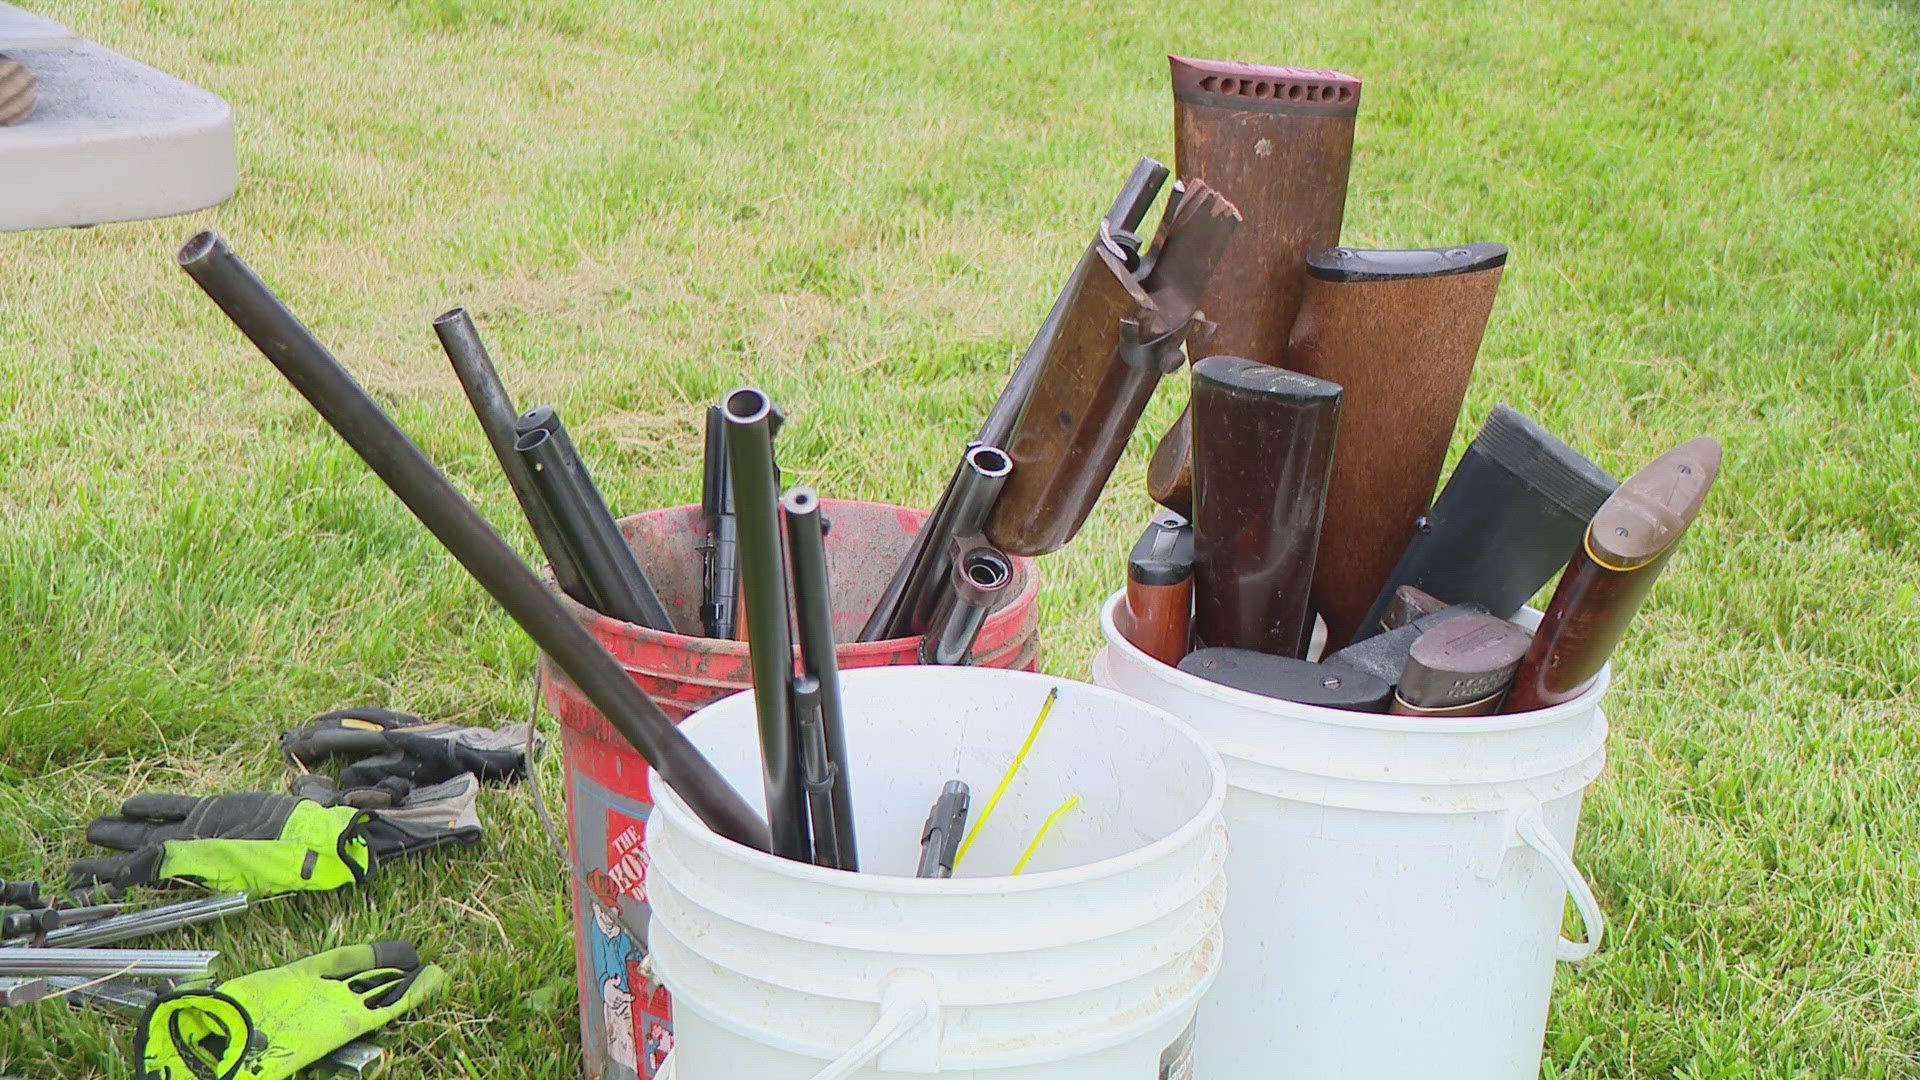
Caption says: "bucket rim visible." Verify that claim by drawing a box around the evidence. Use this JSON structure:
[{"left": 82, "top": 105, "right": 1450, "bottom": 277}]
[
  {"left": 649, "top": 666, "right": 1230, "bottom": 894},
  {"left": 1095, "top": 589, "right": 1611, "bottom": 733},
  {"left": 558, "top": 498, "right": 1041, "bottom": 654}
]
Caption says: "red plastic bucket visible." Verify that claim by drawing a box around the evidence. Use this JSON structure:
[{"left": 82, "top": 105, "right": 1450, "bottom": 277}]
[{"left": 546, "top": 500, "right": 1040, "bottom": 1080}]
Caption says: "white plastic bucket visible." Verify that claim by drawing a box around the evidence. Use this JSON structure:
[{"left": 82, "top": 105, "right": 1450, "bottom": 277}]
[
  {"left": 1090, "top": 590, "right": 1608, "bottom": 1080},
  {"left": 645, "top": 665, "right": 1229, "bottom": 1079}
]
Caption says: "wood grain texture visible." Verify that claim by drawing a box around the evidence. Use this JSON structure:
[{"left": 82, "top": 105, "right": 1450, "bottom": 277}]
[
  {"left": 984, "top": 184, "right": 1239, "bottom": 555},
  {"left": 1190, "top": 356, "right": 1341, "bottom": 658},
  {"left": 0, "top": 57, "right": 34, "bottom": 126},
  {"left": 1145, "top": 56, "right": 1361, "bottom": 514},
  {"left": 1285, "top": 254, "right": 1505, "bottom": 646},
  {"left": 1123, "top": 578, "right": 1192, "bottom": 667}
]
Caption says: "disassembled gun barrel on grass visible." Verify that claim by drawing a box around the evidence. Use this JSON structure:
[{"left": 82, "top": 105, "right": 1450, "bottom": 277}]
[
  {"left": 1504, "top": 437, "right": 1722, "bottom": 713},
  {"left": 1283, "top": 243, "right": 1510, "bottom": 647},
  {"left": 1357, "top": 403, "right": 1619, "bottom": 640},
  {"left": 514, "top": 406, "right": 674, "bottom": 632},
  {"left": 434, "top": 307, "right": 593, "bottom": 607},
  {"left": 1147, "top": 58, "right": 1362, "bottom": 514},
  {"left": 177, "top": 231, "right": 770, "bottom": 853},
  {"left": 1189, "top": 356, "right": 1342, "bottom": 658}
]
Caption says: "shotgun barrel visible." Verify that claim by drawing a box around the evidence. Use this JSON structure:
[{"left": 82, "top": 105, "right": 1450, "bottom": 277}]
[
  {"left": 985, "top": 181, "right": 1241, "bottom": 555},
  {"left": 1283, "top": 243, "right": 1510, "bottom": 646},
  {"left": 701, "top": 405, "right": 741, "bottom": 639},
  {"left": 782, "top": 486, "right": 857, "bottom": 871},
  {"left": 1189, "top": 356, "right": 1341, "bottom": 658},
  {"left": 1503, "top": 437, "right": 1721, "bottom": 712},
  {"left": 432, "top": 307, "right": 592, "bottom": 607},
  {"left": 1147, "top": 58, "right": 1363, "bottom": 515},
  {"left": 723, "top": 388, "right": 810, "bottom": 861},
  {"left": 1356, "top": 404, "right": 1618, "bottom": 640},
  {"left": 176, "top": 231, "right": 769, "bottom": 853},
  {"left": 512, "top": 408, "right": 673, "bottom": 632},
  {"left": 858, "top": 158, "right": 1171, "bottom": 640},
  {"left": 918, "top": 540, "right": 1014, "bottom": 666},
  {"left": 886, "top": 444, "right": 1012, "bottom": 640}
]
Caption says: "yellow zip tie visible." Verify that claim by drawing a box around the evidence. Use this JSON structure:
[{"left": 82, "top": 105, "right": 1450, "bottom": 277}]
[
  {"left": 952, "top": 686, "right": 1058, "bottom": 870},
  {"left": 1009, "top": 795, "right": 1079, "bottom": 875}
]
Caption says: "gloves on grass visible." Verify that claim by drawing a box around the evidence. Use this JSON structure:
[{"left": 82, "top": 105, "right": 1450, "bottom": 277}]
[
  {"left": 136, "top": 941, "right": 444, "bottom": 1080},
  {"left": 280, "top": 707, "right": 535, "bottom": 790},
  {"left": 66, "top": 792, "right": 372, "bottom": 894}
]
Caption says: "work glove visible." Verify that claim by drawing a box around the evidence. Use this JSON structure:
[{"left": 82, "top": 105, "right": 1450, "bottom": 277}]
[
  {"left": 66, "top": 793, "right": 372, "bottom": 894},
  {"left": 280, "top": 707, "right": 536, "bottom": 789},
  {"left": 291, "top": 771, "right": 485, "bottom": 861},
  {"left": 136, "top": 941, "right": 445, "bottom": 1080}
]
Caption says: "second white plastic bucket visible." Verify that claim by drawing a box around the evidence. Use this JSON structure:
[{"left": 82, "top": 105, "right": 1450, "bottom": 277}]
[
  {"left": 1091, "top": 591, "right": 1609, "bottom": 1080},
  {"left": 645, "top": 666, "right": 1229, "bottom": 1079}
]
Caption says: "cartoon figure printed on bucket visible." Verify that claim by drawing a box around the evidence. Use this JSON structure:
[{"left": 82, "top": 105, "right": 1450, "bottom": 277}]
[{"left": 581, "top": 803, "right": 671, "bottom": 1080}]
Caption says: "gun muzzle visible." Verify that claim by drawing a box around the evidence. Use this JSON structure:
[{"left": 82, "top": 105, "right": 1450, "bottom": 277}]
[
  {"left": 722, "top": 388, "right": 811, "bottom": 861},
  {"left": 1177, "top": 648, "right": 1391, "bottom": 712},
  {"left": 0, "top": 882, "right": 40, "bottom": 908},
  {"left": 1504, "top": 437, "right": 1721, "bottom": 712},
  {"left": 1390, "top": 612, "right": 1532, "bottom": 716},
  {"left": 433, "top": 307, "right": 593, "bottom": 607},
  {"left": 1124, "top": 510, "right": 1195, "bottom": 667},
  {"left": 918, "top": 541, "right": 1014, "bottom": 666},
  {"left": 1146, "top": 57, "right": 1362, "bottom": 515},
  {"left": 176, "top": 231, "right": 769, "bottom": 853},
  {"left": 1357, "top": 403, "right": 1619, "bottom": 641},
  {"left": 1189, "top": 356, "right": 1341, "bottom": 658},
  {"left": 1283, "top": 242, "right": 1510, "bottom": 646},
  {"left": 782, "top": 486, "right": 857, "bottom": 871},
  {"left": 513, "top": 407, "right": 674, "bottom": 632}
]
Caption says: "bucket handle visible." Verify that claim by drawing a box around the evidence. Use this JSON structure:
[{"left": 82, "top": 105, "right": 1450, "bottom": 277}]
[
  {"left": 1512, "top": 802, "right": 1605, "bottom": 963},
  {"left": 655, "top": 968, "right": 940, "bottom": 1079}
]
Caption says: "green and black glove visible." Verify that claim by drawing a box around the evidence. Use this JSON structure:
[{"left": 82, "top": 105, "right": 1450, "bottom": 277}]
[
  {"left": 280, "top": 707, "right": 535, "bottom": 790},
  {"left": 136, "top": 941, "right": 444, "bottom": 1080},
  {"left": 66, "top": 792, "right": 372, "bottom": 894}
]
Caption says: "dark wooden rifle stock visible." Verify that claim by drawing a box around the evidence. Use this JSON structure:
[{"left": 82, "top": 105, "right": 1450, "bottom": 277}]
[
  {"left": 1503, "top": 437, "right": 1721, "bottom": 712},
  {"left": 1123, "top": 510, "right": 1194, "bottom": 667},
  {"left": 1284, "top": 243, "right": 1508, "bottom": 647},
  {"left": 984, "top": 182, "right": 1240, "bottom": 555},
  {"left": 1146, "top": 58, "right": 1361, "bottom": 514},
  {"left": 1189, "top": 356, "right": 1341, "bottom": 658}
]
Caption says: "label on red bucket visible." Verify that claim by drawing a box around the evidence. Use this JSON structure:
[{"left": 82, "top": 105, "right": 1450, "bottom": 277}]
[
  {"left": 567, "top": 726, "right": 671, "bottom": 1080},
  {"left": 1160, "top": 1018, "right": 1196, "bottom": 1080}
]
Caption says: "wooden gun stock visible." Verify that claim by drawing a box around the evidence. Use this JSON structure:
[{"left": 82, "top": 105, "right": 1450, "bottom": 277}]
[
  {"left": 1146, "top": 57, "right": 1362, "bottom": 515},
  {"left": 1285, "top": 243, "right": 1509, "bottom": 646},
  {"left": 1189, "top": 356, "right": 1341, "bottom": 658},
  {"left": 984, "top": 183, "right": 1240, "bottom": 555},
  {"left": 1503, "top": 437, "right": 1722, "bottom": 712},
  {"left": 1123, "top": 510, "right": 1195, "bottom": 666}
]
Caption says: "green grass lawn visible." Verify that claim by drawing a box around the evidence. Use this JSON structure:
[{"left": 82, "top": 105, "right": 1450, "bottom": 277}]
[{"left": 4, "top": 0, "right": 1919, "bottom": 1075}]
